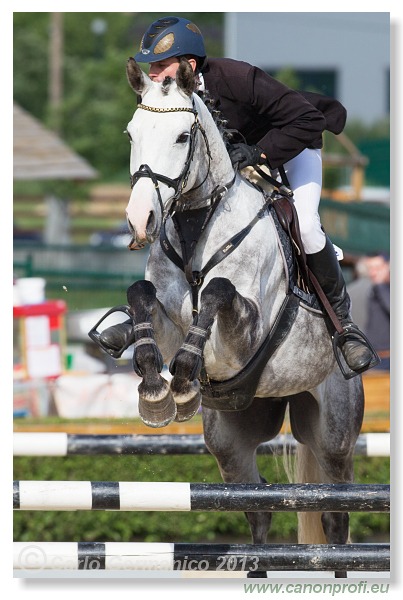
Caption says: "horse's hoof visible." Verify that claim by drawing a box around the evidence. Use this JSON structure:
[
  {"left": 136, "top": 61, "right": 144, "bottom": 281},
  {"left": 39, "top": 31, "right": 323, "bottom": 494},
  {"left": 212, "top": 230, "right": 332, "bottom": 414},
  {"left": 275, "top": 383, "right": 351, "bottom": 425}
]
[
  {"left": 173, "top": 382, "right": 202, "bottom": 422},
  {"left": 138, "top": 395, "right": 176, "bottom": 428},
  {"left": 138, "top": 379, "right": 176, "bottom": 428}
]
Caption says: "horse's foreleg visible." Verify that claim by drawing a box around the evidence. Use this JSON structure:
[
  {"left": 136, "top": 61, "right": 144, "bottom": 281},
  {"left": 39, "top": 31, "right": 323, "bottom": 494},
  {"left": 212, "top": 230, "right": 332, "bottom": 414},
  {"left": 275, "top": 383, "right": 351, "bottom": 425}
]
[
  {"left": 126, "top": 280, "right": 181, "bottom": 427},
  {"left": 170, "top": 277, "right": 259, "bottom": 421}
]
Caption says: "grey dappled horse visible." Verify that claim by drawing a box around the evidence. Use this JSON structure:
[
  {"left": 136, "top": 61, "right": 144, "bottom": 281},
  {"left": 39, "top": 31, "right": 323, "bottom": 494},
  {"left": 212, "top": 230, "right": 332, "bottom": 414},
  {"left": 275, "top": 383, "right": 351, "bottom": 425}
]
[{"left": 105, "top": 58, "right": 364, "bottom": 577}]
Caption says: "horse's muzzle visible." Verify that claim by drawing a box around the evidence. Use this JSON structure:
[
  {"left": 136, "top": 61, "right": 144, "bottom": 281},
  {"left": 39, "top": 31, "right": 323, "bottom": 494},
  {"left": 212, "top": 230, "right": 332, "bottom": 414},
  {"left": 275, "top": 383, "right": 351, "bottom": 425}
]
[
  {"left": 128, "top": 238, "right": 146, "bottom": 251},
  {"left": 126, "top": 211, "right": 160, "bottom": 250}
]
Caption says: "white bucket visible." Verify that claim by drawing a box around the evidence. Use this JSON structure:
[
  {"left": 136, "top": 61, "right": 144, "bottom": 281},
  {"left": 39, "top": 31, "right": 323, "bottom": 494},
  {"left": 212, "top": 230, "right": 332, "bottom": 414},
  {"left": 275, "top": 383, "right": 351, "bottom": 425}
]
[{"left": 16, "top": 278, "right": 46, "bottom": 305}]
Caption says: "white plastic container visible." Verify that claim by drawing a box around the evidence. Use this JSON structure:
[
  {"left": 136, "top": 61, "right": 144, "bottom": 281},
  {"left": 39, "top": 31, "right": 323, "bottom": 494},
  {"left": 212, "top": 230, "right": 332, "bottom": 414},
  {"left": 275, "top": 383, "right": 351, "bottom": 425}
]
[{"left": 16, "top": 278, "right": 46, "bottom": 305}]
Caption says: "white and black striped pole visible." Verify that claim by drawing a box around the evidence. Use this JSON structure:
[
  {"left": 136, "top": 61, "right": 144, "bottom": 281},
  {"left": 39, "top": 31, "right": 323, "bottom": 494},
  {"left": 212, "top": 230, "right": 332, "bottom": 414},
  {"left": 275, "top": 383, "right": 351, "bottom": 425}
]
[
  {"left": 13, "top": 541, "right": 390, "bottom": 572},
  {"left": 13, "top": 481, "right": 390, "bottom": 512}
]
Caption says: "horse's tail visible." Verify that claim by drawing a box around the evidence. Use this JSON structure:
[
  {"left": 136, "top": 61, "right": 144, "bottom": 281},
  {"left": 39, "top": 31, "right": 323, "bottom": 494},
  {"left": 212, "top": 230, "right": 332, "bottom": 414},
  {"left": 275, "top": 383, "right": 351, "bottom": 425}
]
[
  {"left": 294, "top": 443, "right": 328, "bottom": 544},
  {"left": 281, "top": 407, "right": 327, "bottom": 543}
]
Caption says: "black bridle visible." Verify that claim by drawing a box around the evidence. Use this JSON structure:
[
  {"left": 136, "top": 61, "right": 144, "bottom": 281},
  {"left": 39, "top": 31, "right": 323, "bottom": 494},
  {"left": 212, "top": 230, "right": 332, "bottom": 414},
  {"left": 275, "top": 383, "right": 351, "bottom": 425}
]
[
  {"left": 129, "top": 102, "right": 212, "bottom": 222},
  {"left": 127, "top": 97, "right": 276, "bottom": 305}
]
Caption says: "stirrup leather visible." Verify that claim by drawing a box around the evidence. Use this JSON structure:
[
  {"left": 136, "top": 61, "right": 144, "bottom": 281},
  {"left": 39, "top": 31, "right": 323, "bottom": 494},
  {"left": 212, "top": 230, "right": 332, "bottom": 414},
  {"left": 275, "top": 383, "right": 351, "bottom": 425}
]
[{"left": 332, "top": 324, "right": 381, "bottom": 380}]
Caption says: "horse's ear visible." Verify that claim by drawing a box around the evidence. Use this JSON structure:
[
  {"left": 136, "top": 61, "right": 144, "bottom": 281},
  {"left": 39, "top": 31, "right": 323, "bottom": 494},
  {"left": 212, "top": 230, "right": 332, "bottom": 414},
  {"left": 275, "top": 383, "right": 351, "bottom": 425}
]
[
  {"left": 176, "top": 58, "right": 196, "bottom": 97},
  {"left": 126, "top": 57, "right": 152, "bottom": 95}
]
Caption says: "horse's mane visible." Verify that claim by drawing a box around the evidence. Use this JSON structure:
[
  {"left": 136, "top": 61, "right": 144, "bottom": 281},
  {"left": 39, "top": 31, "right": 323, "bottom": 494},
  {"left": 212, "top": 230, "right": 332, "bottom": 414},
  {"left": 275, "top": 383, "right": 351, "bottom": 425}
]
[
  {"left": 155, "top": 78, "right": 238, "bottom": 147},
  {"left": 198, "top": 89, "right": 241, "bottom": 148},
  {"left": 198, "top": 88, "right": 271, "bottom": 194}
]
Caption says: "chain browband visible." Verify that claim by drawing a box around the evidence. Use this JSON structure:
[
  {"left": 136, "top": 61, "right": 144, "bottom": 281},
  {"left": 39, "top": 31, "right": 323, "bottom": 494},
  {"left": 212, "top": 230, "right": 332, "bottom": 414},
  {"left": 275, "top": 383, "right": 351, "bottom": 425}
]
[{"left": 136, "top": 103, "right": 197, "bottom": 115}]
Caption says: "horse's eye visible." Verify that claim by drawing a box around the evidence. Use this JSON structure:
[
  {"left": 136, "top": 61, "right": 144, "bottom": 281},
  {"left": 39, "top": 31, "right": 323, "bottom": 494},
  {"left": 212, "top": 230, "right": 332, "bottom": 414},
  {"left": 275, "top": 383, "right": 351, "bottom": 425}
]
[
  {"left": 176, "top": 132, "right": 190, "bottom": 144},
  {"left": 124, "top": 129, "right": 133, "bottom": 142}
]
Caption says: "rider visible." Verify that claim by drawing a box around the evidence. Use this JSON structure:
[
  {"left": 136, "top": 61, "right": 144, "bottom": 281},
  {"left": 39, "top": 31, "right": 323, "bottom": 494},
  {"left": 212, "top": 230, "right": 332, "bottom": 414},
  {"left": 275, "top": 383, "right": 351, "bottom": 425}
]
[{"left": 102, "top": 15, "right": 376, "bottom": 375}]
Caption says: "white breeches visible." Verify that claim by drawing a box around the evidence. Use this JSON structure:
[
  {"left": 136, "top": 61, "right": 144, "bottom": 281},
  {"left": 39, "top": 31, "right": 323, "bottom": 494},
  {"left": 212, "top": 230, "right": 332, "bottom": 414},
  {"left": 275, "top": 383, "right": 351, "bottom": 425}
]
[{"left": 282, "top": 148, "right": 326, "bottom": 255}]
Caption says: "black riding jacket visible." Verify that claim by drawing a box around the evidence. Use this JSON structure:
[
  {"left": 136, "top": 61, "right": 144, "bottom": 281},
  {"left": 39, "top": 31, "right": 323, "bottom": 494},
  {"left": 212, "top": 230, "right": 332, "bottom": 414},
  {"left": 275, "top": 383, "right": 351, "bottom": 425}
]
[{"left": 201, "top": 57, "right": 347, "bottom": 170}]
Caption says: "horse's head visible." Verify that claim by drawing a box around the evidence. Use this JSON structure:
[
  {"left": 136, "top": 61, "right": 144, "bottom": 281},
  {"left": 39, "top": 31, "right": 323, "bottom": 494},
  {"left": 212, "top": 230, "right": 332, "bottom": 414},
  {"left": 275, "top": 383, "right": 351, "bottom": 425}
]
[{"left": 124, "top": 58, "right": 232, "bottom": 248}]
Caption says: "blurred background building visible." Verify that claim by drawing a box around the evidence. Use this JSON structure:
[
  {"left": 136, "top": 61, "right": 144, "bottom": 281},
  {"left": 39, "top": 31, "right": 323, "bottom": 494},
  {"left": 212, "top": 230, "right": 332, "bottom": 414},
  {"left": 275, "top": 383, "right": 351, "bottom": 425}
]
[{"left": 225, "top": 13, "right": 390, "bottom": 124}]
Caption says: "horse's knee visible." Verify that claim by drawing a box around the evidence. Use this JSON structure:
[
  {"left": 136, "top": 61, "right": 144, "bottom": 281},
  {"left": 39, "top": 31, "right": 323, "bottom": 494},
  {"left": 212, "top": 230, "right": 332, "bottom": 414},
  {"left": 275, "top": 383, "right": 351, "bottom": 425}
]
[
  {"left": 127, "top": 279, "right": 157, "bottom": 312},
  {"left": 121, "top": 280, "right": 164, "bottom": 377},
  {"left": 201, "top": 277, "right": 236, "bottom": 311},
  {"left": 297, "top": 213, "right": 324, "bottom": 254}
]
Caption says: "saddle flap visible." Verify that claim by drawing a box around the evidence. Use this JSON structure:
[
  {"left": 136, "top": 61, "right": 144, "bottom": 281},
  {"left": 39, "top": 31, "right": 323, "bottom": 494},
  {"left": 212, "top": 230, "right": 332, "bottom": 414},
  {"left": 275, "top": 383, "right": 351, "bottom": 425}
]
[
  {"left": 273, "top": 196, "right": 294, "bottom": 232},
  {"left": 272, "top": 197, "right": 311, "bottom": 292}
]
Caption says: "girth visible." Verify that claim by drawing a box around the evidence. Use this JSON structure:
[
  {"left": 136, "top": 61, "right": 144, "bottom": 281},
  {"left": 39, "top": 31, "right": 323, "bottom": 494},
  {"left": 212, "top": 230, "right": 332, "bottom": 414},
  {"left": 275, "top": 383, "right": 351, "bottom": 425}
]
[{"left": 200, "top": 293, "right": 300, "bottom": 410}]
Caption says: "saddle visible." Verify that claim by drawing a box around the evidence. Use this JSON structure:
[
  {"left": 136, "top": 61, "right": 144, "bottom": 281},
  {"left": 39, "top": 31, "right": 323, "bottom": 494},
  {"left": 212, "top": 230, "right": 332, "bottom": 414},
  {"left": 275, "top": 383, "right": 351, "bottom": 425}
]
[{"left": 272, "top": 197, "right": 313, "bottom": 301}]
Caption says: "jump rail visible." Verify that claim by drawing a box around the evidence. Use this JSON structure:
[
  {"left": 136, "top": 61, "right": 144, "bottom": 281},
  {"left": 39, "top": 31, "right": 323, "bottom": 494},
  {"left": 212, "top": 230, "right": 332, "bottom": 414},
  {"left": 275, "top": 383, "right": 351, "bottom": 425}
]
[
  {"left": 13, "top": 481, "right": 390, "bottom": 512},
  {"left": 13, "top": 541, "right": 390, "bottom": 571},
  {"left": 13, "top": 432, "right": 390, "bottom": 457}
]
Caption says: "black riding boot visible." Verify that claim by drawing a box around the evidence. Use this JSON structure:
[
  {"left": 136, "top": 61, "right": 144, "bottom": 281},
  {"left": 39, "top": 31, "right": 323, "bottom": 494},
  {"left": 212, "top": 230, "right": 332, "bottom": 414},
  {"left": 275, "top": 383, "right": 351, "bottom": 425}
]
[
  {"left": 99, "top": 319, "right": 133, "bottom": 352},
  {"left": 306, "top": 237, "right": 374, "bottom": 373}
]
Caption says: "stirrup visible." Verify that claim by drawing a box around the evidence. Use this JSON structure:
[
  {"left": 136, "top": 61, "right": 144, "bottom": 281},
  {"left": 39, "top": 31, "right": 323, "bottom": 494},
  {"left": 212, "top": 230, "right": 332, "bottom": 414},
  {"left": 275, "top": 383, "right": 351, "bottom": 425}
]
[
  {"left": 332, "top": 325, "right": 381, "bottom": 380},
  {"left": 88, "top": 305, "right": 135, "bottom": 358}
]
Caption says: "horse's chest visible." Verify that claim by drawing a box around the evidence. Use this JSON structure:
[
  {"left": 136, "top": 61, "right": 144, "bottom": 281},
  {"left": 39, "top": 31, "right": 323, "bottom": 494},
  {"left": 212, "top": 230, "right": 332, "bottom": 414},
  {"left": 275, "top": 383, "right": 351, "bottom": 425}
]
[{"left": 156, "top": 281, "right": 193, "bottom": 329}]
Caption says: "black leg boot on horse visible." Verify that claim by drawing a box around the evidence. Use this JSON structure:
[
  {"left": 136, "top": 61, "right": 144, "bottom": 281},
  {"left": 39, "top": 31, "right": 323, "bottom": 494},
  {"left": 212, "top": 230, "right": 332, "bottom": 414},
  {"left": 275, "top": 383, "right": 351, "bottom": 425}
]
[{"left": 306, "top": 236, "right": 378, "bottom": 375}]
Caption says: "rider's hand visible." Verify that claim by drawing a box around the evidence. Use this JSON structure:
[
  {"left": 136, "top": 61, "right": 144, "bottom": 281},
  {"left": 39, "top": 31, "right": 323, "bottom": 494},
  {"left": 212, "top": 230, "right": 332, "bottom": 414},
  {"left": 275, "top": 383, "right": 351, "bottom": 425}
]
[{"left": 228, "top": 143, "right": 265, "bottom": 169}]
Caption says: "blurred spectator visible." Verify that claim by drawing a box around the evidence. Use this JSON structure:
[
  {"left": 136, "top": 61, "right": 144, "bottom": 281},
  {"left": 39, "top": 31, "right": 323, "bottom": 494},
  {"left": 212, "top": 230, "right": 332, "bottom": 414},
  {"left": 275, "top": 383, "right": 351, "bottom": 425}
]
[
  {"left": 347, "top": 253, "right": 390, "bottom": 370},
  {"left": 363, "top": 253, "right": 390, "bottom": 370}
]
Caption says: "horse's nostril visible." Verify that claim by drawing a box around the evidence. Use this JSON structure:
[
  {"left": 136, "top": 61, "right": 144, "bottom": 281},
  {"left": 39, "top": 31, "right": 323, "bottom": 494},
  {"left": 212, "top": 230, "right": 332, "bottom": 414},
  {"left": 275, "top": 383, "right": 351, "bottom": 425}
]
[
  {"left": 146, "top": 211, "right": 156, "bottom": 233},
  {"left": 126, "top": 218, "right": 135, "bottom": 234}
]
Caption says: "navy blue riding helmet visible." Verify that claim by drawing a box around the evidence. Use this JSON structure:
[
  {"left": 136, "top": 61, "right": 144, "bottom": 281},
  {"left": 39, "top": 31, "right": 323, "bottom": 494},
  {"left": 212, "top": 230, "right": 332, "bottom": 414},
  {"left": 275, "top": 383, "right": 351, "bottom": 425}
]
[{"left": 134, "top": 16, "right": 206, "bottom": 63}]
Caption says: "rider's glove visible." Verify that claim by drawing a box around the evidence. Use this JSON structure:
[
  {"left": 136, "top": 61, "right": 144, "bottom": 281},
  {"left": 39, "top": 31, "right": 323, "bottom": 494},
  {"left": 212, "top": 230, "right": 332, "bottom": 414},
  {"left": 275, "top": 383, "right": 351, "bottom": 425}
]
[{"left": 228, "top": 143, "right": 265, "bottom": 170}]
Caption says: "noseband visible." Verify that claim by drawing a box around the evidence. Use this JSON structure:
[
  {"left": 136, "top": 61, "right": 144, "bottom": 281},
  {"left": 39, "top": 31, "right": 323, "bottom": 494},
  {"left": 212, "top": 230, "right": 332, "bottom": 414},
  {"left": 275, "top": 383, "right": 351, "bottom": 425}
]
[{"left": 129, "top": 102, "right": 212, "bottom": 221}]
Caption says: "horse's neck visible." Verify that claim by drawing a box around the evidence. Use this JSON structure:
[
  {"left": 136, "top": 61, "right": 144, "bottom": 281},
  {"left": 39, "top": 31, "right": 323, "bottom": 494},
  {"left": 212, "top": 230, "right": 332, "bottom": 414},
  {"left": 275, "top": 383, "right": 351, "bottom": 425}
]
[
  {"left": 162, "top": 93, "right": 281, "bottom": 281},
  {"left": 158, "top": 179, "right": 286, "bottom": 331},
  {"left": 192, "top": 94, "right": 235, "bottom": 194}
]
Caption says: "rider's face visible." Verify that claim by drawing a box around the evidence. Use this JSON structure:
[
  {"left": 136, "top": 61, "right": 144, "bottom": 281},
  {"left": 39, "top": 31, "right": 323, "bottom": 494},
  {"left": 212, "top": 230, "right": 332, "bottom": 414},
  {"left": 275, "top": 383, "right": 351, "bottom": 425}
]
[
  {"left": 148, "top": 57, "right": 196, "bottom": 82},
  {"left": 148, "top": 58, "right": 181, "bottom": 82}
]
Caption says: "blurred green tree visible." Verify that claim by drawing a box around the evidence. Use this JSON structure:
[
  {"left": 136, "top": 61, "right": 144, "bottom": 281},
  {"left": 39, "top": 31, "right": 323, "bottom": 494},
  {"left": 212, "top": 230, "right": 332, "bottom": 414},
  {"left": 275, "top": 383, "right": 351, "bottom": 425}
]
[{"left": 13, "top": 12, "right": 224, "bottom": 180}]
